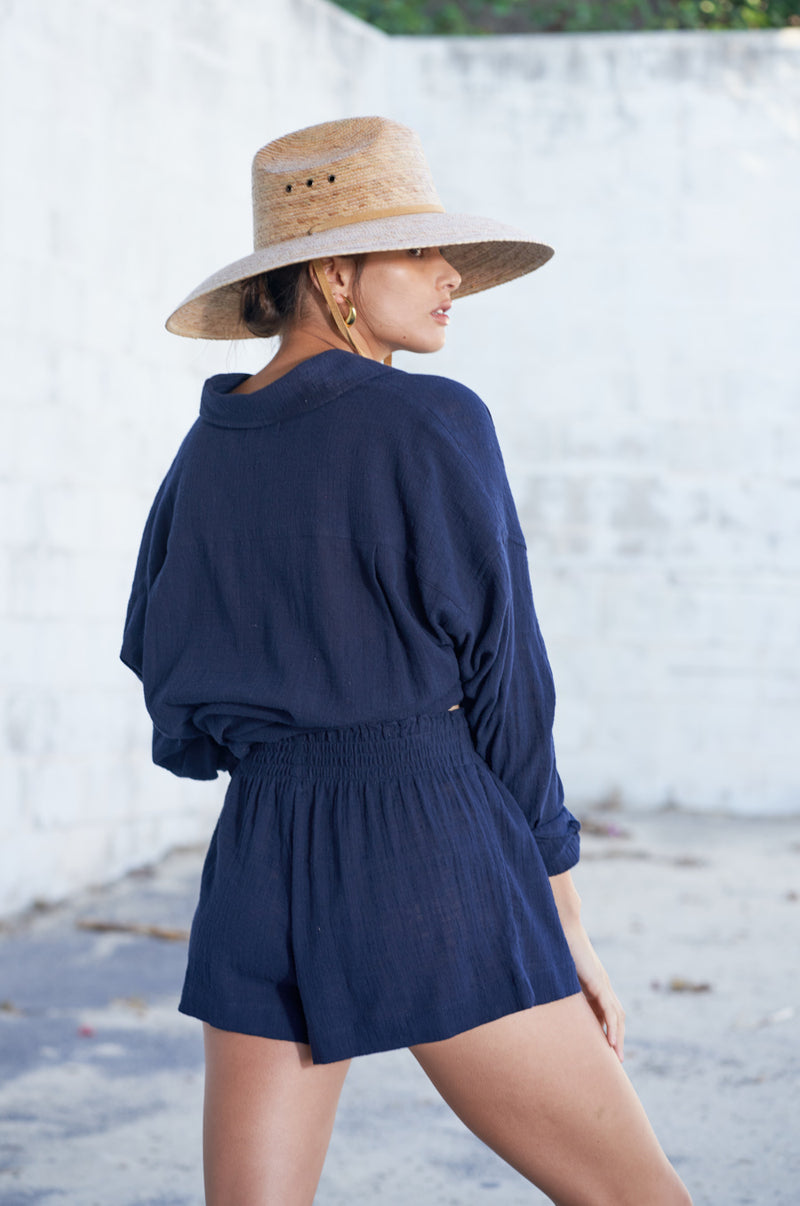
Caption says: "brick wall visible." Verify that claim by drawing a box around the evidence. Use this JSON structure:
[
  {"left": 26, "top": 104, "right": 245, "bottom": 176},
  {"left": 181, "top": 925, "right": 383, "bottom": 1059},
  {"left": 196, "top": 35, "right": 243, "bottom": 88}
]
[
  {"left": 0, "top": 0, "right": 391, "bottom": 914},
  {"left": 1, "top": 1, "right": 797, "bottom": 913},
  {"left": 393, "top": 31, "right": 800, "bottom": 814}
]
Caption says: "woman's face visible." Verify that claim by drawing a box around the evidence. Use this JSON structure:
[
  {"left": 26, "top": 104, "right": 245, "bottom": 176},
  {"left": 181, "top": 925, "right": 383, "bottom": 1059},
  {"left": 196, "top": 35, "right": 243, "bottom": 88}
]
[{"left": 352, "top": 248, "right": 462, "bottom": 360}]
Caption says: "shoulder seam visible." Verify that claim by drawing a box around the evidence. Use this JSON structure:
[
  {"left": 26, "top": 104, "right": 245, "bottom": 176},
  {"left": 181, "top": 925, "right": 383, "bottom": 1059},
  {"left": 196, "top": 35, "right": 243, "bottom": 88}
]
[{"left": 384, "top": 375, "right": 503, "bottom": 518}]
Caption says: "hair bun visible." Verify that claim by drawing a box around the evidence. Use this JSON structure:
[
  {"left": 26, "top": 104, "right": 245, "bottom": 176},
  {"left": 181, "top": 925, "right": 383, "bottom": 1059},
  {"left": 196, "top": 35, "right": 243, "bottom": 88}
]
[{"left": 240, "top": 264, "right": 305, "bottom": 338}]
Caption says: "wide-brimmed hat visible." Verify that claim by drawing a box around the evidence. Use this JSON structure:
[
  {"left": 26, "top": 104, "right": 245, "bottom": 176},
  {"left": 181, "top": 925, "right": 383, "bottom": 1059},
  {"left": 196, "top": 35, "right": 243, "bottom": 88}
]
[{"left": 166, "top": 116, "right": 554, "bottom": 340}]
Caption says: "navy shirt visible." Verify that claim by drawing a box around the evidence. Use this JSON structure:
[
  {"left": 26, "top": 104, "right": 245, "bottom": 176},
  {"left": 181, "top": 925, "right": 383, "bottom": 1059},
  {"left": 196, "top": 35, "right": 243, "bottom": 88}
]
[{"left": 121, "top": 350, "right": 579, "bottom": 876}]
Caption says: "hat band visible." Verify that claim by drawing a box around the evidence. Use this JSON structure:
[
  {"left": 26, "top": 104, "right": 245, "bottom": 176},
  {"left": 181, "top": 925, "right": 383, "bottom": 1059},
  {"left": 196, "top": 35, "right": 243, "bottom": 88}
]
[{"left": 306, "top": 202, "right": 445, "bottom": 236}]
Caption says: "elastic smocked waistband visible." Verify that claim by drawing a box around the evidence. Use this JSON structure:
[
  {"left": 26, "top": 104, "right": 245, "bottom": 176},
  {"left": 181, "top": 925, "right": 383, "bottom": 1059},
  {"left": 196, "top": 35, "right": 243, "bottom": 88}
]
[{"left": 236, "top": 709, "right": 475, "bottom": 780}]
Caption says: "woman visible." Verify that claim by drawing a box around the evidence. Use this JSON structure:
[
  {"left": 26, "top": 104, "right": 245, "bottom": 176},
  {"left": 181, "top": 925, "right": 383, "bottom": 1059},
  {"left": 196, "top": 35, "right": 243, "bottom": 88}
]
[{"left": 122, "top": 117, "right": 691, "bottom": 1205}]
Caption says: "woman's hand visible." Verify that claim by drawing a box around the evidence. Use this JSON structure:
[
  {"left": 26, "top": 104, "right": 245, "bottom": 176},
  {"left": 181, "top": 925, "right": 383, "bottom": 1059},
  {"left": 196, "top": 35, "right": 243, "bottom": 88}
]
[{"left": 548, "top": 870, "right": 626, "bottom": 1062}]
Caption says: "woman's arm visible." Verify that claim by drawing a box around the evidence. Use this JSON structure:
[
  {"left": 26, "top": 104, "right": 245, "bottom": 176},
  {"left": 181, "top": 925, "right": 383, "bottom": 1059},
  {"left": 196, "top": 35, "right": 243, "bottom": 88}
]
[{"left": 549, "top": 870, "right": 626, "bottom": 1062}]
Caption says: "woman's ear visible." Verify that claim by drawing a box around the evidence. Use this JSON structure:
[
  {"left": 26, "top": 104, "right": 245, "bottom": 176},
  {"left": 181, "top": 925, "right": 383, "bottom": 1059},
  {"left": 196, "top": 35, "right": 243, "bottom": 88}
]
[
  {"left": 308, "top": 258, "right": 330, "bottom": 295},
  {"left": 311, "top": 255, "right": 356, "bottom": 298}
]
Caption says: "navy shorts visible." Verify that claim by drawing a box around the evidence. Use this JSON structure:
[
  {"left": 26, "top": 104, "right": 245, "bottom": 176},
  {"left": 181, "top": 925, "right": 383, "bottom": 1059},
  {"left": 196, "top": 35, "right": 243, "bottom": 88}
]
[{"left": 179, "top": 710, "right": 580, "bottom": 1064}]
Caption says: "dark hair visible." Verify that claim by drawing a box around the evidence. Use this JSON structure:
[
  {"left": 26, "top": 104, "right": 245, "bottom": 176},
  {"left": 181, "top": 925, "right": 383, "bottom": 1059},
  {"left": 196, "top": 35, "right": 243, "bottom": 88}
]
[{"left": 240, "top": 262, "right": 307, "bottom": 338}]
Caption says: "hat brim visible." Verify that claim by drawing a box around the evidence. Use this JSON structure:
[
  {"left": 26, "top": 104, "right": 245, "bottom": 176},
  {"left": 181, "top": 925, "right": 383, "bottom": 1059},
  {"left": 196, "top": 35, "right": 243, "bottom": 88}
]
[{"left": 165, "top": 212, "right": 553, "bottom": 339}]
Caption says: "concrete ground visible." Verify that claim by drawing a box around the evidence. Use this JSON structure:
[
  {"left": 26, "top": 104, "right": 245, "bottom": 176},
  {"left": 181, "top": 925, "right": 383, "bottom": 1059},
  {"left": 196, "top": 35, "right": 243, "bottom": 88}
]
[{"left": 0, "top": 808, "right": 798, "bottom": 1206}]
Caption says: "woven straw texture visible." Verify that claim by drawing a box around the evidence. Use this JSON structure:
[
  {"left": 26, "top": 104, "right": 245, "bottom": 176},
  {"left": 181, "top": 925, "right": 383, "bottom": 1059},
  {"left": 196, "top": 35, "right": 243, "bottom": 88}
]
[{"left": 166, "top": 117, "right": 553, "bottom": 340}]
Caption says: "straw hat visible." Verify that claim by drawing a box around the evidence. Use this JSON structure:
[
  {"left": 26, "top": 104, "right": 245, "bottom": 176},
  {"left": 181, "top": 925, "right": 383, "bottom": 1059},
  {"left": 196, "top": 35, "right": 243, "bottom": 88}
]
[{"left": 166, "top": 116, "right": 554, "bottom": 340}]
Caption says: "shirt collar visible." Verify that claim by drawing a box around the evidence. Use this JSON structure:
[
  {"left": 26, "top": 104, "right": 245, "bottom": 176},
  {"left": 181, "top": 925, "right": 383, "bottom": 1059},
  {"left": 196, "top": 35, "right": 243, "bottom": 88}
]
[{"left": 199, "top": 349, "right": 389, "bottom": 429}]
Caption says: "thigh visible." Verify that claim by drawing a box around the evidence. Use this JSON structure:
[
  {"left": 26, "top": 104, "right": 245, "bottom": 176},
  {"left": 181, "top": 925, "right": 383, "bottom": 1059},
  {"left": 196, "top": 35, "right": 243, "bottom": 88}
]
[
  {"left": 411, "top": 994, "right": 691, "bottom": 1206},
  {"left": 202, "top": 1024, "right": 349, "bottom": 1206}
]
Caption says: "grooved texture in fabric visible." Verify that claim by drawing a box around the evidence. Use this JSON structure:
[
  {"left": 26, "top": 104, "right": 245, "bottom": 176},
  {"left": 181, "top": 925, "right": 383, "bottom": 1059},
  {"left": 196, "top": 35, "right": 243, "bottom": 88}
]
[
  {"left": 178, "top": 711, "right": 580, "bottom": 1064},
  {"left": 121, "top": 349, "right": 579, "bottom": 876}
]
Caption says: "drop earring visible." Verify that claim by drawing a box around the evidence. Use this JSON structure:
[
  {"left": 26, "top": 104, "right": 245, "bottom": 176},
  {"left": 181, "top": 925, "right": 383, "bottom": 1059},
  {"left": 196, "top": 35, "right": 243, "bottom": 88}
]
[{"left": 343, "top": 298, "right": 357, "bottom": 326}]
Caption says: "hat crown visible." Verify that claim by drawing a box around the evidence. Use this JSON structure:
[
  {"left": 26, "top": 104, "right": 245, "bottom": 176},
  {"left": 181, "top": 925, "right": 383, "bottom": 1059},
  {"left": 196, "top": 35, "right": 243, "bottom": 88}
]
[{"left": 252, "top": 117, "right": 443, "bottom": 249}]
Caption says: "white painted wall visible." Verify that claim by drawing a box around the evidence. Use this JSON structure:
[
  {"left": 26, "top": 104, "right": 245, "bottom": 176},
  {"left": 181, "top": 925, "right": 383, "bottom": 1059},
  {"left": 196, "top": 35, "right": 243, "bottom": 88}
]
[
  {"left": 1, "top": 0, "right": 797, "bottom": 913},
  {"left": 0, "top": 0, "right": 391, "bottom": 915},
  {"left": 389, "top": 32, "right": 800, "bottom": 815}
]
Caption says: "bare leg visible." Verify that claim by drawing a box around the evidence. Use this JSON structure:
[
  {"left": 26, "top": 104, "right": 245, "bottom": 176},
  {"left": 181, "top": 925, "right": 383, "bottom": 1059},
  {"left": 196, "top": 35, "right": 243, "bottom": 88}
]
[
  {"left": 411, "top": 994, "right": 692, "bottom": 1206},
  {"left": 202, "top": 1024, "right": 349, "bottom": 1206}
]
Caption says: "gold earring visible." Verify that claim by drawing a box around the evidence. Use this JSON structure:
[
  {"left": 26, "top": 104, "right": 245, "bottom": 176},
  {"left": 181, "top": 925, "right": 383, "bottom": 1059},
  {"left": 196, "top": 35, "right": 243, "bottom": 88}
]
[{"left": 343, "top": 297, "right": 357, "bottom": 326}]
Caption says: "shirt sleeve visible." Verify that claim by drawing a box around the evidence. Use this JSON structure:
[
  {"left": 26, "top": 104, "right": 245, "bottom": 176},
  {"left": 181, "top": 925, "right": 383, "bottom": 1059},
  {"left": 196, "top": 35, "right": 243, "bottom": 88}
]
[
  {"left": 407, "top": 378, "right": 580, "bottom": 875},
  {"left": 119, "top": 458, "right": 238, "bottom": 781},
  {"left": 453, "top": 538, "right": 580, "bottom": 876}
]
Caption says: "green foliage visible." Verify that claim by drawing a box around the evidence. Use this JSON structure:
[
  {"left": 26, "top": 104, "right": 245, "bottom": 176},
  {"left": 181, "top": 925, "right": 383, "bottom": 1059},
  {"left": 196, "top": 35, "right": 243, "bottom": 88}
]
[{"left": 332, "top": 0, "right": 800, "bottom": 34}]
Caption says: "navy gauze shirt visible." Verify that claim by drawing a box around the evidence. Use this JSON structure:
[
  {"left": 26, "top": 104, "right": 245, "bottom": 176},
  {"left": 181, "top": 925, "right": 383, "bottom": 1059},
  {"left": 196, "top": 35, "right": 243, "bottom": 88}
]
[{"left": 121, "top": 350, "right": 579, "bottom": 877}]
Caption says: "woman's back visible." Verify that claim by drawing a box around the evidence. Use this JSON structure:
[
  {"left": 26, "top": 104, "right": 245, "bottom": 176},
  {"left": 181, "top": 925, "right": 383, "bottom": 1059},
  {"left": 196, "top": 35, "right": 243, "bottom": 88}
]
[{"left": 123, "top": 350, "right": 525, "bottom": 775}]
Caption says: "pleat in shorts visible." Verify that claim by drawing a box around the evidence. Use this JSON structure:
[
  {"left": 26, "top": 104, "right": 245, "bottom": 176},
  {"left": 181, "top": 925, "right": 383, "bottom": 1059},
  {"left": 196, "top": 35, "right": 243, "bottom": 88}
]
[{"left": 178, "top": 709, "right": 580, "bottom": 1064}]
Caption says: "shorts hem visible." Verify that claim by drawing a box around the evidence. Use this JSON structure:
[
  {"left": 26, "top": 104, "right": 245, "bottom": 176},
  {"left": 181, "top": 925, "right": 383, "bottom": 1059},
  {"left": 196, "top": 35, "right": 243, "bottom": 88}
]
[
  {"left": 179, "top": 959, "right": 581, "bottom": 1065},
  {"left": 178, "top": 985, "right": 309, "bottom": 1046}
]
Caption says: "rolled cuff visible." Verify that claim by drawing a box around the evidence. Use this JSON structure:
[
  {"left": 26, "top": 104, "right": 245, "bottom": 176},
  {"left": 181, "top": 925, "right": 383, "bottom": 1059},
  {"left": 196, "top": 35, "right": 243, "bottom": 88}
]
[
  {"left": 533, "top": 813, "right": 581, "bottom": 877},
  {"left": 152, "top": 728, "right": 237, "bottom": 780}
]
